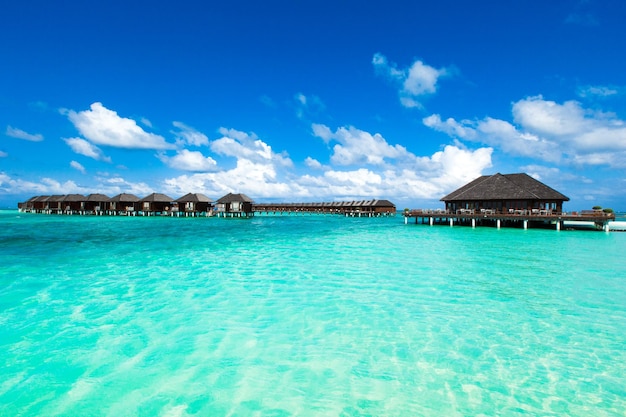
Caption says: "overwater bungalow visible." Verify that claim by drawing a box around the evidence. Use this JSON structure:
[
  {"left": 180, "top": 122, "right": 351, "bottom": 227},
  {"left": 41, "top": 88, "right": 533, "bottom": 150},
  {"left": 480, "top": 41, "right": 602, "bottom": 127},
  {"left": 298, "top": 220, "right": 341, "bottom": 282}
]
[
  {"left": 139, "top": 193, "right": 174, "bottom": 215},
  {"left": 216, "top": 193, "right": 254, "bottom": 217},
  {"left": 46, "top": 195, "right": 65, "bottom": 214},
  {"left": 85, "top": 193, "right": 110, "bottom": 214},
  {"left": 18, "top": 196, "right": 39, "bottom": 212},
  {"left": 406, "top": 172, "right": 613, "bottom": 231},
  {"left": 106, "top": 193, "right": 140, "bottom": 215},
  {"left": 61, "top": 194, "right": 86, "bottom": 214},
  {"left": 175, "top": 193, "right": 214, "bottom": 216},
  {"left": 441, "top": 173, "right": 570, "bottom": 214}
]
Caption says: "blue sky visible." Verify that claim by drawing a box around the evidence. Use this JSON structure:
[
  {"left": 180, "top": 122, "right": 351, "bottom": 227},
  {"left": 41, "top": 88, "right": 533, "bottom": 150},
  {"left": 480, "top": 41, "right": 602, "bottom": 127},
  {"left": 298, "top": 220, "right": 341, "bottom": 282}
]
[{"left": 1, "top": 1, "right": 625, "bottom": 210}]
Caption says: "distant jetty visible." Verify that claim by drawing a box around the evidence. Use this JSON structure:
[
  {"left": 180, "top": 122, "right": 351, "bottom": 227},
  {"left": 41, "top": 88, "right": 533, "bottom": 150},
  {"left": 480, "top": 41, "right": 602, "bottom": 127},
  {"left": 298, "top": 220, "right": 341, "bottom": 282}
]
[{"left": 17, "top": 192, "right": 397, "bottom": 218}]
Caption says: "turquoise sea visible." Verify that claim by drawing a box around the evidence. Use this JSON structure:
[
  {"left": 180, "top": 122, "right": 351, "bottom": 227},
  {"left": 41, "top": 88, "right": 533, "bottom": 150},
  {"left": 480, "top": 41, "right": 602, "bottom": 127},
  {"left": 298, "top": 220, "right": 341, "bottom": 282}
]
[{"left": 1, "top": 209, "right": 626, "bottom": 416}]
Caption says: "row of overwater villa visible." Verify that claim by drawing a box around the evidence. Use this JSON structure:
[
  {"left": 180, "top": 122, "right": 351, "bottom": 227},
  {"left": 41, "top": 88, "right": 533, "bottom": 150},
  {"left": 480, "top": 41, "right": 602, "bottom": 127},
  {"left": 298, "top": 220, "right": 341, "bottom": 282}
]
[{"left": 17, "top": 192, "right": 397, "bottom": 217}]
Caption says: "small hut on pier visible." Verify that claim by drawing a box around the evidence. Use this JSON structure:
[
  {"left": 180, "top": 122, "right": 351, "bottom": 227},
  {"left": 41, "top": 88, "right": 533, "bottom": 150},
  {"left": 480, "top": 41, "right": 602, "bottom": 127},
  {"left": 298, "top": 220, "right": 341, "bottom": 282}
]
[
  {"left": 441, "top": 173, "right": 569, "bottom": 215},
  {"left": 46, "top": 195, "right": 65, "bottom": 213},
  {"left": 85, "top": 194, "right": 110, "bottom": 214},
  {"left": 139, "top": 193, "right": 174, "bottom": 215},
  {"left": 175, "top": 193, "right": 213, "bottom": 216},
  {"left": 216, "top": 193, "right": 254, "bottom": 217},
  {"left": 107, "top": 193, "right": 140, "bottom": 215},
  {"left": 62, "top": 194, "right": 86, "bottom": 213},
  {"left": 18, "top": 196, "right": 39, "bottom": 212}
]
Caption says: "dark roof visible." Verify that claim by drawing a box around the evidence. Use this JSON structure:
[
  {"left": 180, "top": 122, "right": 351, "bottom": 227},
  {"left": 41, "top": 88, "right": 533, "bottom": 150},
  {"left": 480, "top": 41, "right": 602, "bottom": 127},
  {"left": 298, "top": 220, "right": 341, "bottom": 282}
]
[
  {"left": 86, "top": 193, "right": 110, "bottom": 202},
  {"left": 371, "top": 199, "right": 396, "bottom": 207},
  {"left": 441, "top": 173, "right": 570, "bottom": 202},
  {"left": 176, "top": 193, "right": 213, "bottom": 203},
  {"left": 140, "top": 193, "right": 174, "bottom": 202},
  {"left": 62, "top": 194, "right": 86, "bottom": 202},
  {"left": 108, "top": 193, "right": 140, "bottom": 202},
  {"left": 216, "top": 193, "right": 254, "bottom": 204}
]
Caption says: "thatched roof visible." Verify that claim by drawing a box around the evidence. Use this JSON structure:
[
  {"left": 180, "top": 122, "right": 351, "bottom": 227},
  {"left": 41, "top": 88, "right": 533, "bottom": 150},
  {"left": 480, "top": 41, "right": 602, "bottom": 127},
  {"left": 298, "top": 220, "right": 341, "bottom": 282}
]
[
  {"left": 86, "top": 193, "right": 110, "bottom": 202},
  {"left": 370, "top": 199, "right": 395, "bottom": 207},
  {"left": 217, "top": 193, "right": 254, "bottom": 203},
  {"left": 62, "top": 194, "right": 86, "bottom": 202},
  {"left": 176, "top": 193, "right": 213, "bottom": 203},
  {"left": 108, "top": 193, "right": 140, "bottom": 202},
  {"left": 441, "top": 173, "right": 570, "bottom": 202},
  {"left": 140, "top": 193, "right": 174, "bottom": 202}
]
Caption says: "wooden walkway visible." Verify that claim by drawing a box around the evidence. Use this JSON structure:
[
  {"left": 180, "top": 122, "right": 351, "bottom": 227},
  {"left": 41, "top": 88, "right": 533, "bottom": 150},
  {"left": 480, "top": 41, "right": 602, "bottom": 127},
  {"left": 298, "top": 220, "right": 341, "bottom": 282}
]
[{"left": 404, "top": 209, "right": 615, "bottom": 231}]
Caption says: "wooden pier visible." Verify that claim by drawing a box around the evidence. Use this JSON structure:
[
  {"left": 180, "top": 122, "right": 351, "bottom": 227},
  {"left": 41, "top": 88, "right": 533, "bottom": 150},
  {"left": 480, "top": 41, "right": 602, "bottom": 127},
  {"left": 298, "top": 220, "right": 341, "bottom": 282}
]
[
  {"left": 404, "top": 209, "right": 615, "bottom": 231},
  {"left": 17, "top": 193, "right": 396, "bottom": 218}
]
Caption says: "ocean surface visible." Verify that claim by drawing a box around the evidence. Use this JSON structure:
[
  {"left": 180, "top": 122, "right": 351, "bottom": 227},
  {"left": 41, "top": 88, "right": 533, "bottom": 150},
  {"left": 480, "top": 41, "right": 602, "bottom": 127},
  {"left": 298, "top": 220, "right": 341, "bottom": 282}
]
[{"left": 1, "top": 209, "right": 625, "bottom": 417}]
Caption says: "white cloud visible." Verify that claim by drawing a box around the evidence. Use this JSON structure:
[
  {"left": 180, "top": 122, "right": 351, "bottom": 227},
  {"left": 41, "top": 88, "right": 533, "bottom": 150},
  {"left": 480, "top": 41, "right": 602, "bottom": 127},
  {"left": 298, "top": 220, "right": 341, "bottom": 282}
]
[
  {"left": 305, "top": 157, "right": 323, "bottom": 170},
  {"left": 172, "top": 121, "right": 209, "bottom": 147},
  {"left": 96, "top": 176, "right": 153, "bottom": 197},
  {"left": 312, "top": 124, "right": 413, "bottom": 167},
  {"left": 212, "top": 128, "right": 293, "bottom": 167},
  {"left": 424, "top": 96, "right": 626, "bottom": 167},
  {"left": 159, "top": 122, "right": 493, "bottom": 204},
  {"left": 66, "top": 102, "right": 174, "bottom": 150},
  {"left": 158, "top": 149, "right": 217, "bottom": 172},
  {"left": 64, "top": 137, "right": 112, "bottom": 162},
  {"left": 0, "top": 151, "right": 7, "bottom": 158},
  {"left": 373, "top": 53, "right": 450, "bottom": 109},
  {"left": 512, "top": 96, "right": 626, "bottom": 152},
  {"left": 311, "top": 123, "right": 332, "bottom": 143},
  {"left": 0, "top": 172, "right": 83, "bottom": 195},
  {"left": 162, "top": 158, "right": 301, "bottom": 199},
  {"left": 70, "top": 161, "right": 86, "bottom": 174},
  {"left": 6, "top": 126, "right": 44, "bottom": 142}
]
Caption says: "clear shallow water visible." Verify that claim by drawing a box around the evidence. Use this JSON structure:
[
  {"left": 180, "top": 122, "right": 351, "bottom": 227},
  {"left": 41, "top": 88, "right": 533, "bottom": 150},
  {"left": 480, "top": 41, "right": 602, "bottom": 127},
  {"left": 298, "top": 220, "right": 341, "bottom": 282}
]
[{"left": 1, "top": 210, "right": 625, "bottom": 416}]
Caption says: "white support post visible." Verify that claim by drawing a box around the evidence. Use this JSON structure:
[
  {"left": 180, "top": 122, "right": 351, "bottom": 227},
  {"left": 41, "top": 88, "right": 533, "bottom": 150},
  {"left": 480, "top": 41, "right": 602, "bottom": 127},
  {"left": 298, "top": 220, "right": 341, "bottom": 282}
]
[
  {"left": 429, "top": 217, "right": 434, "bottom": 226},
  {"left": 523, "top": 220, "right": 528, "bottom": 229},
  {"left": 497, "top": 219, "right": 501, "bottom": 229},
  {"left": 449, "top": 218, "right": 454, "bottom": 227},
  {"left": 471, "top": 218, "right": 476, "bottom": 228}
]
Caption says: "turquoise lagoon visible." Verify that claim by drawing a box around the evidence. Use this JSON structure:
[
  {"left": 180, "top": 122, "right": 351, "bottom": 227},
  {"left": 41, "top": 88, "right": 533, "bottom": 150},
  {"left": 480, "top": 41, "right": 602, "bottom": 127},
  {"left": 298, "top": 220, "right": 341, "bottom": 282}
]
[{"left": 1, "top": 210, "right": 625, "bottom": 416}]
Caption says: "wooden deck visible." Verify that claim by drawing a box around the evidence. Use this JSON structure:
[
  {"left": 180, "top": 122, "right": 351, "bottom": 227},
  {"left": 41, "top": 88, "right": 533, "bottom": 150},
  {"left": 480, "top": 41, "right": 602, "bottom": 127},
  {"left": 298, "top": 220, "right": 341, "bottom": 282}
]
[{"left": 404, "top": 209, "right": 615, "bottom": 231}]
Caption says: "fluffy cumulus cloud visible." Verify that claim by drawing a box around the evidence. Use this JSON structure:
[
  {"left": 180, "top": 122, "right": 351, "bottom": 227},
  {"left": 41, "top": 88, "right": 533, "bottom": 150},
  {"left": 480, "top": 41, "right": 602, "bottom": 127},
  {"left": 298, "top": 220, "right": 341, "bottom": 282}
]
[
  {"left": 211, "top": 128, "right": 293, "bottom": 167},
  {"left": 311, "top": 124, "right": 414, "bottom": 167},
  {"left": 5, "top": 126, "right": 44, "bottom": 142},
  {"left": 293, "top": 143, "right": 491, "bottom": 201},
  {"left": 160, "top": 127, "right": 300, "bottom": 198},
  {"left": 66, "top": 102, "right": 174, "bottom": 150},
  {"left": 0, "top": 172, "right": 83, "bottom": 195},
  {"left": 424, "top": 96, "right": 626, "bottom": 167},
  {"left": 373, "top": 53, "right": 450, "bottom": 108},
  {"left": 162, "top": 158, "right": 299, "bottom": 199},
  {"left": 64, "top": 137, "right": 112, "bottom": 162},
  {"left": 302, "top": 124, "right": 493, "bottom": 200},
  {"left": 158, "top": 149, "right": 217, "bottom": 172}
]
